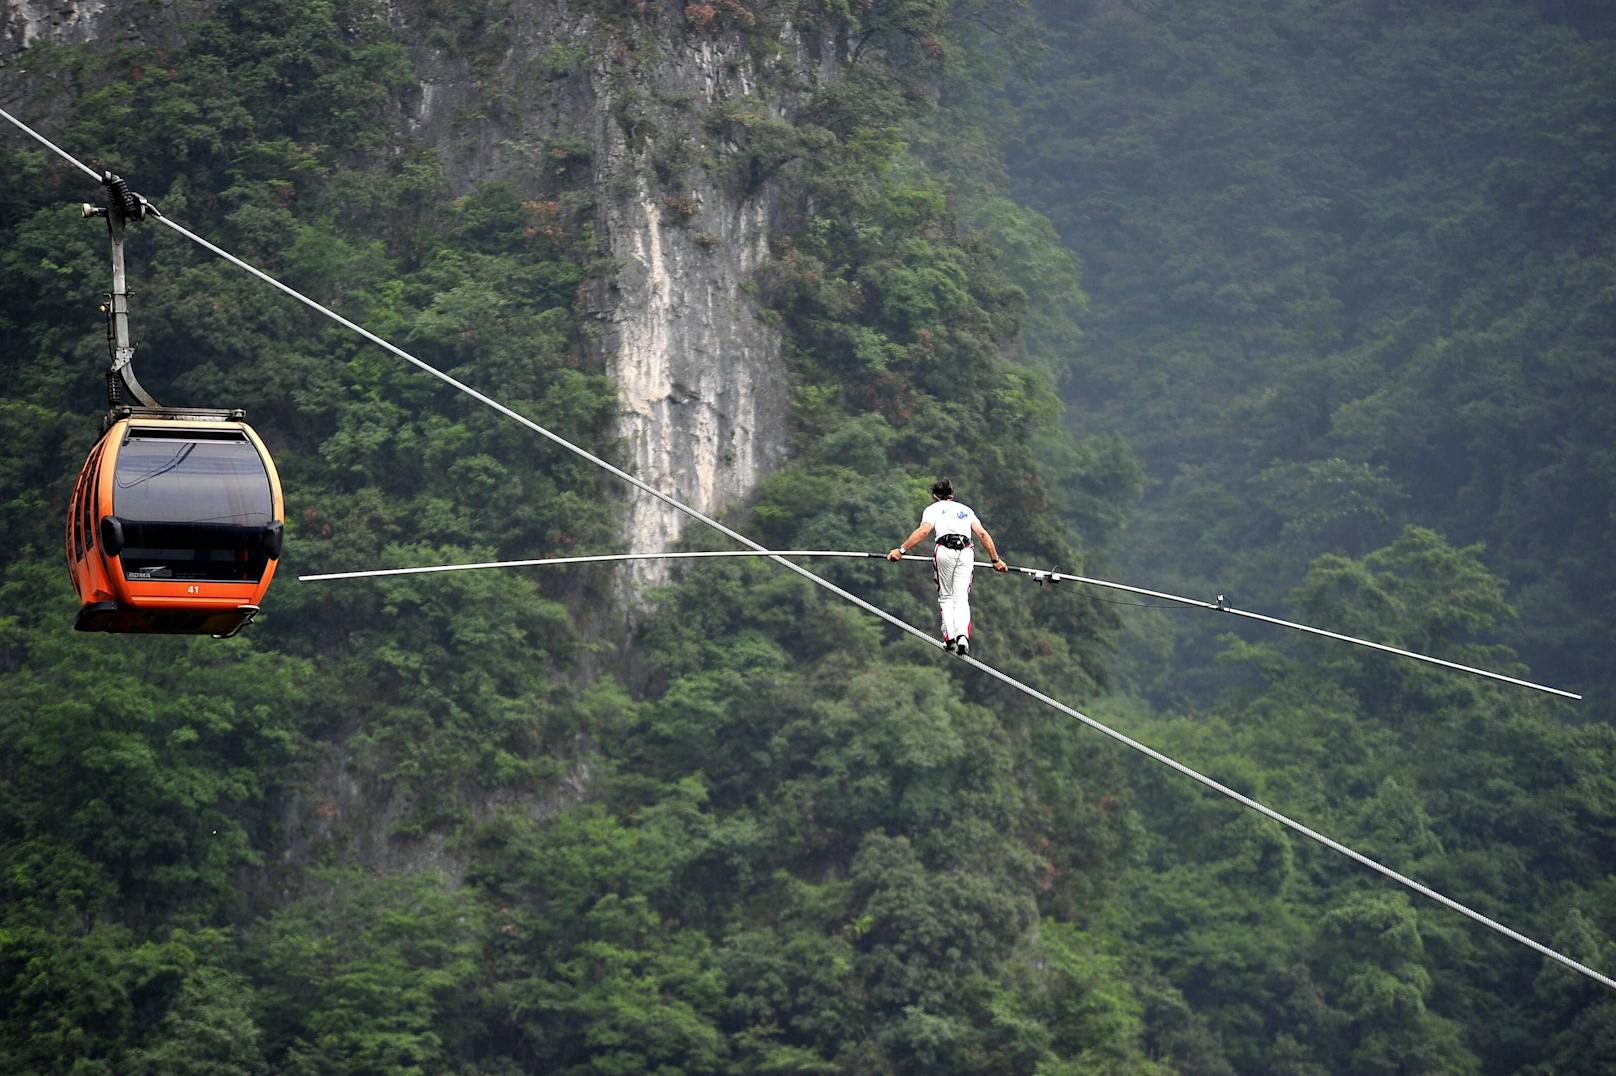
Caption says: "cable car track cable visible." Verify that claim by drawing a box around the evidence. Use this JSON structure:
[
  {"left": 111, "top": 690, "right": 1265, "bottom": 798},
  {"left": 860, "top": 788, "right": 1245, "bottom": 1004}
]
[{"left": 4, "top": 106, "right": 1608, "bottom": 991}]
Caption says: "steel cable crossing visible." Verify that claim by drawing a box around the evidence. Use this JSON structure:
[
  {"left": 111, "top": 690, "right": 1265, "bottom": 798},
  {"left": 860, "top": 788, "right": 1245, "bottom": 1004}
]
[{"left": 5, "top": 106, "right": 1609, "bottom": 991}]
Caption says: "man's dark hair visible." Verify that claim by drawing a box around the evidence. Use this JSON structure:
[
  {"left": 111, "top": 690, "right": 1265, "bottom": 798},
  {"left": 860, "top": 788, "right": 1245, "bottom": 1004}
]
[{"left": 931, "top": 478, "right": 954, "bottom": 499}]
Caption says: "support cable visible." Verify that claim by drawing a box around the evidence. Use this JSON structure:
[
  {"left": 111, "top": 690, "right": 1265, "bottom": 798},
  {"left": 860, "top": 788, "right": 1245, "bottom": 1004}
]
[{"left": 4, "top": 107, "right": 1608, "bottom": 991}]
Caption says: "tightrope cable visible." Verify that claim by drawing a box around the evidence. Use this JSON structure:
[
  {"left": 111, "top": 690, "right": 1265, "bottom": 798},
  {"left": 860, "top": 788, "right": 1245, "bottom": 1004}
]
[
  {"left": 5, "top": 107, "right": 1608, "bottom": 991},
  {"left": 301, "top": 551, "right": 1579, "bottom": 699},
  {"left": 300, "top": 549, "right": 885, "bottom": 580}
]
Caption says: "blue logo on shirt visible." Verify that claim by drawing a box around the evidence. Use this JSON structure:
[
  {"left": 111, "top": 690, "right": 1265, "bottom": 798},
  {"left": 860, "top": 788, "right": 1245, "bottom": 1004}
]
[{"left": 957, "top": 510, "right": 967, "bottom": 519}]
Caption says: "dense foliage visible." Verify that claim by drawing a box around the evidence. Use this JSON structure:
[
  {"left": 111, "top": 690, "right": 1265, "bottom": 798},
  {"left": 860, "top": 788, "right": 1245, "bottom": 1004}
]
[
  {"left": 1, "top": 0, "right": 1612, "bottom": 1072},
  {"left": 997, "top": 0, "right": 1616, "bottom": 709},
  {"left": 980, "top": 0, "right": 1616, "bottom": 1070}
]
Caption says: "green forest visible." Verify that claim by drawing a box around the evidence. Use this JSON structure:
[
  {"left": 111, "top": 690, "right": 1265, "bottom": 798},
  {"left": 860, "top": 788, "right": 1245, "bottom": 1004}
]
[{"left": 2, "top": 0, "right": 1613, "bottom": 1072}]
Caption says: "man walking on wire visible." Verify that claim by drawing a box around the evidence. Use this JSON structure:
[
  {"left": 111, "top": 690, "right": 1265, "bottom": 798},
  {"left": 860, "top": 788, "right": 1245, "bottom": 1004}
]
[{"left": 888, "top": 478, "right": 1008, "bottom": 655}]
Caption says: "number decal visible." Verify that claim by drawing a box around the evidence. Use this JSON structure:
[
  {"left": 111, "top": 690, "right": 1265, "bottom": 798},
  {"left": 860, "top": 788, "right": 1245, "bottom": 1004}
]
[{"left": 187, "top": 584, "right": 201, "bottom": 595}]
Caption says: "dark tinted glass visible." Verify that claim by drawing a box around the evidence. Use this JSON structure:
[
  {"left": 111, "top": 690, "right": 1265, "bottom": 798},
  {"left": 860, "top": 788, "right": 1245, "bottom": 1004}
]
[
  {"left": 73, "top": 448, "right": 100, "bottom": 561},
  {"left": 113, "top": 434, "right": 276, "bottom": 582},
  {"left": 114, "top": 436, "right": 274, "bottom": 526},
  {"left": 71, "top": 469, "right": 85, "bottom": 560}
]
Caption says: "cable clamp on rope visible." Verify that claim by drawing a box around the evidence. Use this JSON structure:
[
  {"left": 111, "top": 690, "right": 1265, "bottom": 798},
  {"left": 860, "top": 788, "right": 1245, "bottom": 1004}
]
[{"left": 101, "top": 171, "right": 150, "bottom": 221}]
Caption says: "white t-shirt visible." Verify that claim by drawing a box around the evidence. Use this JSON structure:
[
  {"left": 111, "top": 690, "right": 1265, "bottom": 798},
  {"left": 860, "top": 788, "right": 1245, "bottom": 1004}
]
[{"left": 923, "top": 499, "right": 979, "bottom": 541}]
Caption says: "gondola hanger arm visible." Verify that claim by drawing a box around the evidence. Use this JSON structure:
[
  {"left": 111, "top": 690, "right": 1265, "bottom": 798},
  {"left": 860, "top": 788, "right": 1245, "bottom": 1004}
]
[{"left": 85, "top": 171, "right": 161, "bottom": 412}]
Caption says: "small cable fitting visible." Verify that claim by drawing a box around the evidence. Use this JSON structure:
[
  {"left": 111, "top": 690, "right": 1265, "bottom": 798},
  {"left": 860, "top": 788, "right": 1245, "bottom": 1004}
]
[{"left": 101, "top": 171, "right": 146, "bottom": 221}]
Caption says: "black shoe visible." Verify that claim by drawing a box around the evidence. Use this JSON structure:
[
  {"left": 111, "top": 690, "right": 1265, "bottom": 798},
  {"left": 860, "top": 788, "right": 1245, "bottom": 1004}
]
[
  {"left": 944, "top": 638, "right": 957, "bottom": 653},
  {"left": 956, "top": 637, "right": 970, "bottom": 657}
]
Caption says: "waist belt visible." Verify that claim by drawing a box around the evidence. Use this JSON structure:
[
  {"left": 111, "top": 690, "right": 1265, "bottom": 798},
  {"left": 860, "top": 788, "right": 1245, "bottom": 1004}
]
[{"left": 936, "top": 533, "right": 971, "bottom": 550}]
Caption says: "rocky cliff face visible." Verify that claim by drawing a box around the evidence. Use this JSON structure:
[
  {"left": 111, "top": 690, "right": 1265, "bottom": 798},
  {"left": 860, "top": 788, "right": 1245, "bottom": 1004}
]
[
  {"left": 582, "top": 27, "right": 817, "bottom": 595},
  {"left": 1, "top": 0, "right": 105, "bottom": 51},
  {"left": 397, "top": 2, "right": 830, "bottom": 596}
]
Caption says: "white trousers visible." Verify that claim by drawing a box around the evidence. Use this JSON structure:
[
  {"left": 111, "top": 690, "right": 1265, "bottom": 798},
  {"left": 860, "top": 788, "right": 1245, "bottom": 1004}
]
[{"left": 933, "top": 543, "right": 975, "bottom": 642}]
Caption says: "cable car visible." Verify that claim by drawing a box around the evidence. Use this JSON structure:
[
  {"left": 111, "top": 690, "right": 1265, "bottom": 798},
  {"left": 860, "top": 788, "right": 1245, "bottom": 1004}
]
[
  {"left": 64, "top": 173, "right": 284, "bottom": 636},
  {"left": 67, "top": 408, "right": 284, "bottom": 636}
]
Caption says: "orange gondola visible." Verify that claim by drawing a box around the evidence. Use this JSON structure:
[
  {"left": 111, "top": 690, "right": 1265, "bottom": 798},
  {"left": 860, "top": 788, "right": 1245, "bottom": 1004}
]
[
  {"left": 65, "top": 173, "right": 284, "bottom": 636},
  {"left": 67, "top": 408, "right": 284, "bottom": 636}
]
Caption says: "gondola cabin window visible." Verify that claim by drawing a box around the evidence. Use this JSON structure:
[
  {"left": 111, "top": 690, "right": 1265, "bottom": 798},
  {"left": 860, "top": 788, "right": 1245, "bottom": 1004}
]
[{"left": 112, "top": 431, "right": 276, "bottom": 582}]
